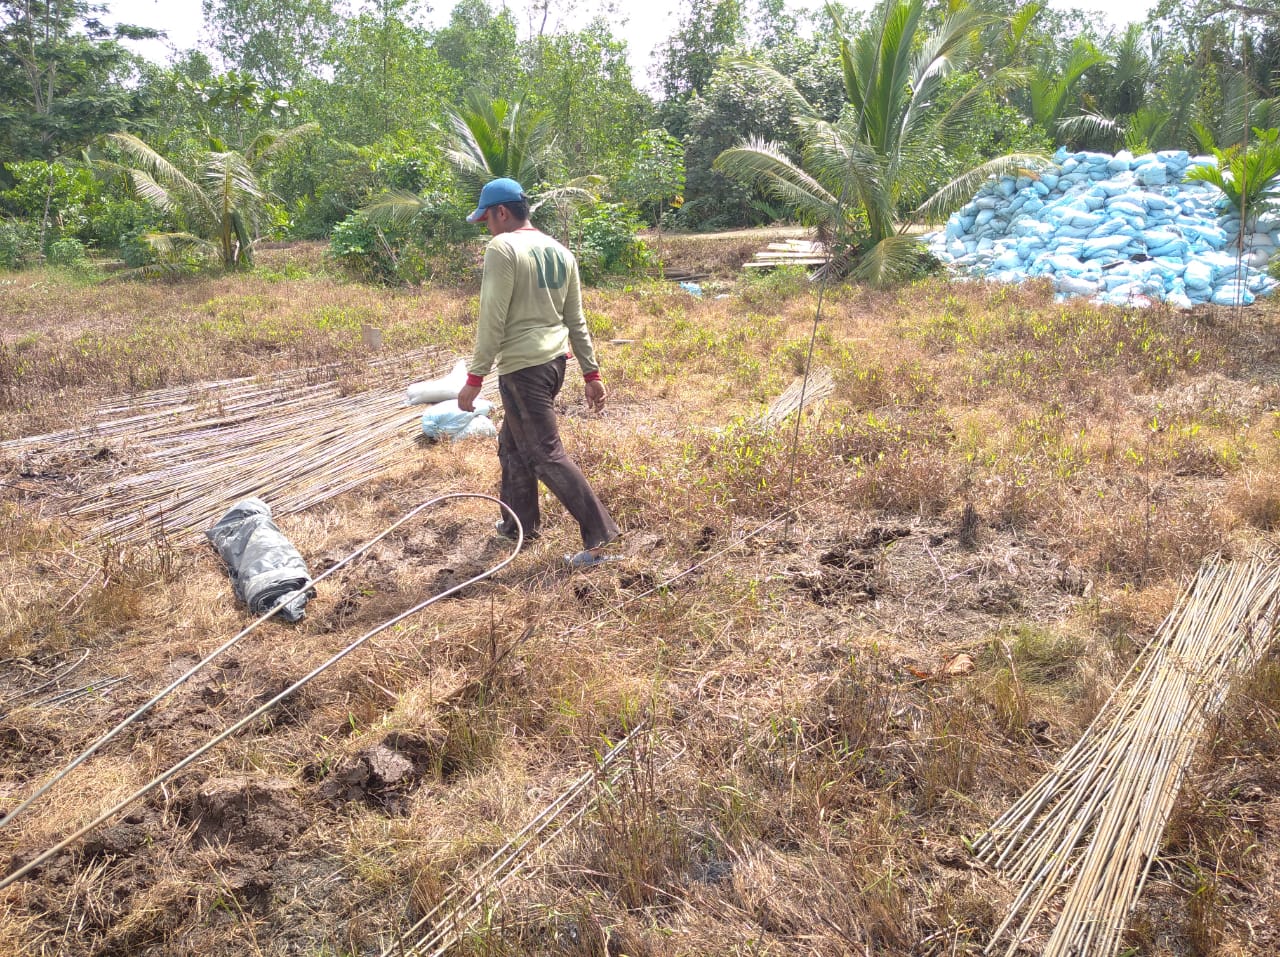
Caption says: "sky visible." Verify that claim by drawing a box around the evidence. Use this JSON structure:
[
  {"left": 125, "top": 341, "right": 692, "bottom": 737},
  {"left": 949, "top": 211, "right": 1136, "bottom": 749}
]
[{"left": 106, "top": 0, "right": 1162, "bottom": 87}]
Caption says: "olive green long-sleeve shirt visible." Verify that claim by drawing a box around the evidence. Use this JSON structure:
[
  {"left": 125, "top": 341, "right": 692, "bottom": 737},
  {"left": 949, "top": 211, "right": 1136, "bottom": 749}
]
[{"left": 467, "top": 228, "right": 600, "bottom": 381}]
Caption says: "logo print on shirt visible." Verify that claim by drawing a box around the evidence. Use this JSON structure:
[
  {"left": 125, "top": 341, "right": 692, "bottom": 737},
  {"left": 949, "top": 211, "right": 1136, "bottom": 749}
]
[{"left": 531, "top": 248, "right": 567, "bottom": 289}]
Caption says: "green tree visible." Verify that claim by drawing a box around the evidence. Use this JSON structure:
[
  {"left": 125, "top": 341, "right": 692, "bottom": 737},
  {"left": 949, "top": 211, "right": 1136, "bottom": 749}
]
[
  {"left": 520, "top": 19, "right": 652, "bottom": 180},
  {"left": 202, "top": 0, "right": 338, "bottom": 89},
  {"left": 715, "top": 0, "right": 1044, "bottom": 283},
  {"left": 309, "top": 1, "right": 452, "bottom": 145},
  {"left": 104, "top": 124, "right": 317, "bottom": 270},
  {"left": 621, "top": 128, "right": 684, "bottom": 260},
  {"left": 0, "top": 0, "right": 157, "bottom": 170},
  {"left": 432, "top": 0, "right": 519, "bottom": 97},
  {"left": 673, "top": 26, "right": 845, "bottom": 231},
  {"left": 657, "top": 0, "right": 746, "bottom": 131}
]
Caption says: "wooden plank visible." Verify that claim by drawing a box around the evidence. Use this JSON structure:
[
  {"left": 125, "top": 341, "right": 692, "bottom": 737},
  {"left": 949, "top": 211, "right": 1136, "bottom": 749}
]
[{"left": 743, "top": 259, "right": 826, "bottom": 268}]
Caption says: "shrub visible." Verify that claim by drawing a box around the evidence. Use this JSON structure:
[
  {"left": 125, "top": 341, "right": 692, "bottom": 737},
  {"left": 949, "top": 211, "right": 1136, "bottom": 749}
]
[
  {"left": 573, "top": 202, "right": 650, "bottom": 284},
  {"left": 119, "top": 227, "right": 159, "bottom": 268},
  {"left": 83, "top": 197, "right": 163, "bottom": 252},
  {"left": 739, "top": 264, "right": 811, "bottom": 307},
  {"left": 0, "top": 220, "right": 39, "bottom": 270},
  {"left": 328, "top": 189, "right": 474, "bottom": 285},
  {"left": 0, "top": 160, "right": 95, "bottom": 234},
  {"left": 45, "top": 236, "right": 86, "bottom": 267}
]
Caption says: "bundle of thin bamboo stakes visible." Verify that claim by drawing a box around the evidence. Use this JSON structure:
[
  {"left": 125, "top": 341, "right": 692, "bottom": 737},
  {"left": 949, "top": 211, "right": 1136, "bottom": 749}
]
[
  {"left": 759, "top": 367, "right": 834, "bottom": 427},
  {"left": 3, "top": 349, "right": 478, "bottom": 544},
  {"left": 976, "top": 553, "right": 1280, "bottom": 957}
]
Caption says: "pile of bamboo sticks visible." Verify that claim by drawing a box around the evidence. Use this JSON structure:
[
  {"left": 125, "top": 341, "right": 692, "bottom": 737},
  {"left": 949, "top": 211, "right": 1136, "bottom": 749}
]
[
  {"left": 3, "top": 349, "right": 476, "bottom": 544},
  {"left": 976, "top": 553, "right": 1280, "bottom": 957},
  {"left": 759, "top": 367, "right": 834, "bottom": 427}
]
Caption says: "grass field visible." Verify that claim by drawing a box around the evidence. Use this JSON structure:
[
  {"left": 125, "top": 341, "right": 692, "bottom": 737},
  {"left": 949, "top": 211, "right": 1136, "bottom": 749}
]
[{"left": 1, "top": 244, "right": 1278, "bottom": 956}]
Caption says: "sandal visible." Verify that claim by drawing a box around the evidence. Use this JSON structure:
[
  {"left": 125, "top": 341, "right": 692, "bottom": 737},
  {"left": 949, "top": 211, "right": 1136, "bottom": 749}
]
[{"left": 564, "top": 548, "right": 620, "bottom": 569}]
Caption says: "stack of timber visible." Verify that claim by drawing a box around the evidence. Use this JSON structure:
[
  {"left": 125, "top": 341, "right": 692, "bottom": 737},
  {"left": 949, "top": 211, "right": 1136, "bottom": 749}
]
[
  {"left": 743, "top": 238, "right": 827, "bottom": 270},
  {"left": 658, "top": 265, "right": 708, "bottom": 283}
]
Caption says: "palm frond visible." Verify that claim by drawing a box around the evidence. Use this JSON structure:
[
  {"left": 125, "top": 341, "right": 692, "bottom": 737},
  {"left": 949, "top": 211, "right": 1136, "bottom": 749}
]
[
  {"left": 437, "top": 90, "right": 555, "bottom": 192},
  {"left": 723, "top": 56, "right": 819, "bottom": 121},
  {"left": 804, "top": 121, "right": 895, "bottom": 241},
  {"left": 1005, "top": 1, "right": 1044, "bottom": 61},
  {"left": 105, "top": 132, "right": 213, "bottom": 221},
  {"left": 127, "top": 170, "right": 177, "bottom": 213},
  {"left": 714, "top": 139, "right": 841, "bottom": 226},
  {"left": 849, "top": 233, "right": 930, "bottom": 286},
  {"left": 358, "top": 189, "right": 432, "bottom": 228},
  {"left": 914, "top": 152, "right": 1052, "bottom": 223},
  {"left": 120, "top": 231, "right": 216, "bottom": 278},
  {"left": 203, "top": 152, "right": 265, "bottom": 226},
  {"left": 1057, "top": 112, "right": 1124, "bottom": 150},
  {"left": 142, "top": 231, "right": 217, "bottom": 258},
  {"left": 246, "top": 122, "right": 321, "bottom": 167}
]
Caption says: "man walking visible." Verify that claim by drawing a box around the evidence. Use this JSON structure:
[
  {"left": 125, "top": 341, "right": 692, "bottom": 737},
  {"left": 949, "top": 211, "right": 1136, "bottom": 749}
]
[{"left": 455, "top": 177, "right": 620, "bottom": 568}]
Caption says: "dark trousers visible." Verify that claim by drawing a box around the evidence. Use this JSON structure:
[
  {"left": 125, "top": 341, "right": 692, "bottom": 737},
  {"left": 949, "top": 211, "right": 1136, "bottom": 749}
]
[{"left": 496, "top": 357, "right": 618, "bottom": 550}]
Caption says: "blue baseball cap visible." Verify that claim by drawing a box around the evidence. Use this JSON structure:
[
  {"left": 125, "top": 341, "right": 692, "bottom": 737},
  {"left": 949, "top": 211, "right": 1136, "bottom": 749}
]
[{"left": 466, "top": 177, "right": 527, "bottom": 222}]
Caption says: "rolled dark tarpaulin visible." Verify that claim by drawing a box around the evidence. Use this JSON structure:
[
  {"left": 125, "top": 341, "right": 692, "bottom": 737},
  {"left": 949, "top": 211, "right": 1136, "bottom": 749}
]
[{"left": 206, "top": 498, "right": 314, "bottom": 622}]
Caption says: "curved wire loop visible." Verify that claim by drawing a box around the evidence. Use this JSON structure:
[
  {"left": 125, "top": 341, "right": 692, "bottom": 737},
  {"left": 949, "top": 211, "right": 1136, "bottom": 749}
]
[{"left": 0, "top": 492, "right": 523, "bottom": 889}]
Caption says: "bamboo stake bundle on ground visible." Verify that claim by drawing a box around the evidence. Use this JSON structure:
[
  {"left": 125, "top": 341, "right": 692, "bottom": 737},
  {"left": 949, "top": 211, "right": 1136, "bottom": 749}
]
[
  {"left": 0, "top": 348, "right": 441, "bottom": 455},
  {"left": 975, "top": 553, "right": 1280, "bottom": 957},
  {"left": 759, "top": 367, "right": 834, "bottom": 427},
  {"left": 1, "top": 349, "right": 482, "bottom": 544}
]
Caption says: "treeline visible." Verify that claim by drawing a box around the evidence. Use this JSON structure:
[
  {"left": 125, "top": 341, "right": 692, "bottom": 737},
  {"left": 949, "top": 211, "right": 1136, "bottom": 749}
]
[{"left": 0, "top": 0, "right": 1277, "bottom": 282}]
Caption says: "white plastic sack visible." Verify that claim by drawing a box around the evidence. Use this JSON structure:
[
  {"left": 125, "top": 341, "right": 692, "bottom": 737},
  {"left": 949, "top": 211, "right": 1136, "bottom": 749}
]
[
  {"left": 407, "top": 359, "right": 468, "bottom": 405},
  {"left": 456, "top": 415, "right": 498, "bottom": 440},
  {"left": 421, "top": 397, "right": 495, "bottom": 442}
]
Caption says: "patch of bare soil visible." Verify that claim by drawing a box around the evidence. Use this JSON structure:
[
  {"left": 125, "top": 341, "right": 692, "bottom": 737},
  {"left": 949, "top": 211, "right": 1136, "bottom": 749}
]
[
  {"left": 315, "top": 731, "right": 436, "bottom": 813},
  {"left": 178, "top": 776, "right": 305, "bottom": 852}
]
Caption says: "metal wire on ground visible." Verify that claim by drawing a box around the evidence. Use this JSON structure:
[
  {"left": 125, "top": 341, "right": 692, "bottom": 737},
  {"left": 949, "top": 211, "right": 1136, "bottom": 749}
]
[
  {"left": 0, "top": 649, "right": 90, "bottom": 709},
  {"left": 975, "top": 552, "right": 1280, "bottom": 957},
  {"left": 0, "top": 493, "right": 523, "bottom": 890}
]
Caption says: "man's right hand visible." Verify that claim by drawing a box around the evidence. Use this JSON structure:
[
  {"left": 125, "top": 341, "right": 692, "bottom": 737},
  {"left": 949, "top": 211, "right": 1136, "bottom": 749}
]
[{"left": 457, "top": 382, "right": 481, "bottom": 412}]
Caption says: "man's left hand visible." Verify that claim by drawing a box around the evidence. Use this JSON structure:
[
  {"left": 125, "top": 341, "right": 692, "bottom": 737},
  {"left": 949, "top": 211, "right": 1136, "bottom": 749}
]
[
  {"left": 585, "top": 379, "right": 606, "bottom": 412},
  {"left": 457, "top": 382, "right": 481, "bottom": 412}
]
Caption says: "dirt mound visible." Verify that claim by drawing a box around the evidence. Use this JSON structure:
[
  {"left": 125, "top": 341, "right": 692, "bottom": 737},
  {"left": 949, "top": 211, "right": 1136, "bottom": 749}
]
[
  {"left": 317, "top": 731, "right": 436, "bottom": 813},
  {"left": 179, "top": 775, "right": 304, "bottom": 851}
]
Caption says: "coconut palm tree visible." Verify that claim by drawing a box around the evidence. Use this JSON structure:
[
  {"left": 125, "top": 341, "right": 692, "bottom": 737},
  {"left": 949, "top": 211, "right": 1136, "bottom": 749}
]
[
  {"left": 104, "top": 125, "right": 317, "bottom": 270},
  {"left": 1185, "top": 127, "right": 1280, "bottom": 227},
  {"left": 714, "top": 0, "right": 1045, "bottom": 284},
  {"left": 360, "top": 89, "right": 599, "bottom": 233},
  {"left": 438, "top": 89, "right": 557, "bottom": 193}
]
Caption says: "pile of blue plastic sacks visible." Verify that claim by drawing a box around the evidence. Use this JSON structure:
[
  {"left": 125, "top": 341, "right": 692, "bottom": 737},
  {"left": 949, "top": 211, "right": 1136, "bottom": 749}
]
[{"left": 928, "top": 147, "right": 1278, "bottom": 308}]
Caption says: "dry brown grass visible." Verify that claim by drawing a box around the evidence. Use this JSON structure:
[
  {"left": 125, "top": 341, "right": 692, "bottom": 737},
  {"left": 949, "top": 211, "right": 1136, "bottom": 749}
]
[{"left": 1, "top": 256, "right": 1279, "bottom": 955}]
